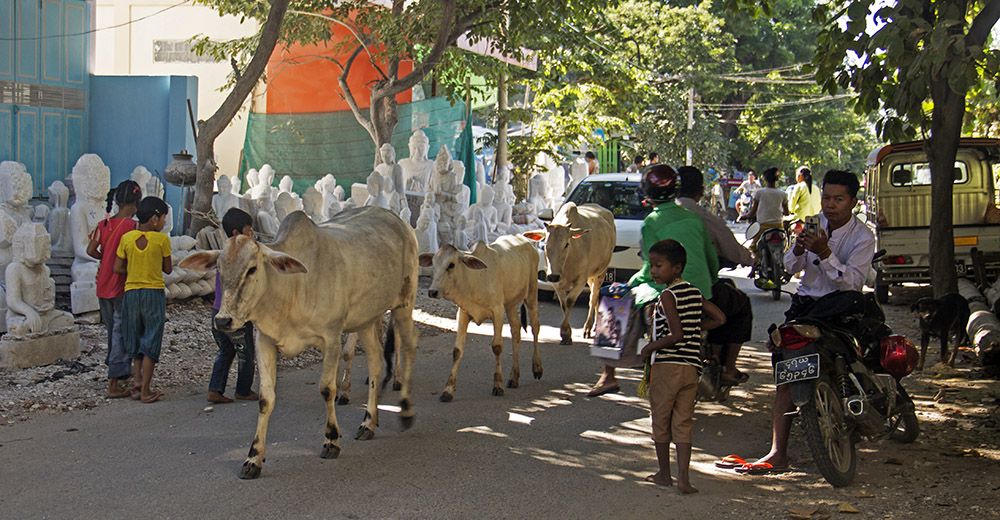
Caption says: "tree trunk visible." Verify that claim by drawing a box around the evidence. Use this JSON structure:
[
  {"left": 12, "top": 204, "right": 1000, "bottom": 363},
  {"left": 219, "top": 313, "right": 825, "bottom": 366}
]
[
  {"left": 370, "top": 89, "right": 399, "bottom": 151},
  {"left": 927, "top": 84, "right": 967, "bottom": 297},
  {"left": 189, "top": 0, "right": 289, "bottom": 236}
]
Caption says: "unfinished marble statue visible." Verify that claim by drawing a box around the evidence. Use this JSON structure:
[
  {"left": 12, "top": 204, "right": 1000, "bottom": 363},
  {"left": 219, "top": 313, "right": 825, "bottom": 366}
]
[
  {"left": 0, "top": 162, "right": 34, "bottom": 270},
  {"left": 131, "top": 166, "right": 173, "bottom": 235},
  {"left": 511, "top": 201, "right": 544, "bottom": 232},
  {"left": 278, "top": 175, "right": 303, "bottom": 205},
  {"left": 491, "top": 165, "right": 514, "bottom": 232},
  {"left": 248, "top": 165, "right": 280, "bottom": 235},
  {"left": 364, "top": 172, "right": 391, "bottom": 210},
  {"left": 5, "top": 223, "right": 74, "bottom": 339},
  {"left": 528, "top": 173, "right": 552, "bottom": 214},
  {"left": 375, "top": 143, "right": 405, "bottom": 212},
  {"left": 415, "top": 194, "right": 440, "bottom": 254},
  {"left": 569, "top": 157, "right": 589, "bottom": 194},
  {"left": 274, "top": 192, "right": 300, "bottom": 222},
  {"left": 46, "top": 181, "right": 72, "bottom": 254},
  {"left": 538, "top": 152, "right": 566, "bottom": 201},
  {"left": 213, "top": 175, "right": 241, "bottom": 221},
  {"left": 430, "top": 146, "right": 465, "bottom": 246},
  {"left": 399, "top": 129, "right": 434, "bottom": 192},
  {"left": 452, "top": 160, "right": 472, "bottom": 211},
  {"left": 302, "top": 187, "right": 324, "bottom": 222},
  {"left": 69, "top": 154, "right": 110, "bottom": 314},
  {"left": 314, "top": 174, "right": 345, "bottom": 219}
]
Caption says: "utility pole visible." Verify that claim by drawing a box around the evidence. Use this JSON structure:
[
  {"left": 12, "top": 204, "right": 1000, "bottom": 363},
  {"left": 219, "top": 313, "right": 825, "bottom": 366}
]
[
  {"left": 496, "top": 68, "right": 509, "bottom": 178},
  {"left": 686, "top": 87, "right": 695, "bottom": 165}
]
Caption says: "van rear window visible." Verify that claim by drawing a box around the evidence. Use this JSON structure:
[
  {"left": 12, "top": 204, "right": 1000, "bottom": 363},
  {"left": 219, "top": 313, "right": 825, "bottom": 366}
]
[{"left": 889, "top": 161, "right": 968, "bottom": 187}]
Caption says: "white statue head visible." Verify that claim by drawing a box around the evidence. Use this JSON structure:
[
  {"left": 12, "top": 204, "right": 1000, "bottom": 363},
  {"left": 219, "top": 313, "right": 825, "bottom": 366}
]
[
  {"left": 333, "top": 185, "right": 345, "bottom": 201},
  {"left": 131, "top": 166, "right": 164, "bottom": 199},
  {"left": 367, "top": 173, "right": 383, "bottom": 196},
  {"left": 71, "top": 154, "right": 111, "bottom": 201},
  {"left": 279, "top": 175, "right": 294, "bottom": 193},
  {"left": 529, "top": 173, "right": 549, "bottom": 198},
  {"left": 246, "top": 168, "right": 259, "bottom": 190},
  {"left": 258, "top": 165, "right": 276, "bottom": 186},
  {"left": 453, "top": 160, "right": 466, "bottom": 182},
  {"left": 479, "top": 185, "right": 495, "bottom": 206},
  {"left": 48, "top": 181, "right": 69, "bottom": 208},
  {"left": 408, "top": 130, "right": 430, "bottom": 162},
  {"left": 435, "top": 146, "right": 453, "bottom": 176},
  {"left": 217, "top": 175, "right": 232, "bottom": 195},
  {"left": 379, "top": 143, "right": 397, "bottom": 165},
  {"left": 12, "top": 222, "right": 51, "bottom": 266},
  {"left": 0, "top": 161, "right": 33, "bottom": 207},
  {"left": 302, "top": 187, "right": 323, "bottom": 217}
]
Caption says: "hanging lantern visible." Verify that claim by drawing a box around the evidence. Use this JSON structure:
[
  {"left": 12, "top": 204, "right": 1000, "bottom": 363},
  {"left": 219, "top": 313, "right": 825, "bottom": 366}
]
[{"left": 165, "top": 149, "right": 197, "bottom": 186}]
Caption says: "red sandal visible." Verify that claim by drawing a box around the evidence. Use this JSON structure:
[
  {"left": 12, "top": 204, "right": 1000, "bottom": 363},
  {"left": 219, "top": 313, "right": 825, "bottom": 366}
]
[{"left": 714, "top": 454, "right": 747, "bottom": 469}]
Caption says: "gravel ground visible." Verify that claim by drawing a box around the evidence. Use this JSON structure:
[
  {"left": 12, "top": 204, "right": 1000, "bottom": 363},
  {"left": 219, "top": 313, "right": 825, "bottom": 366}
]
[{"left": 0, "top": 278, "right": 458, "bottom": 426}]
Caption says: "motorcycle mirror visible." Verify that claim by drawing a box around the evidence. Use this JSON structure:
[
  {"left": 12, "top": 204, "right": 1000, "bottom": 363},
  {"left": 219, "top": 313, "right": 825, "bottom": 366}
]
[{"left": 745, "top": 222, "right": 761, "bottom": 241}]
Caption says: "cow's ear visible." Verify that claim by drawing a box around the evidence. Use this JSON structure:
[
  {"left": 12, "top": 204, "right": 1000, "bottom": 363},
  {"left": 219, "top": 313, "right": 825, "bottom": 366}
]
[
  {"left": 179, "top": 250, "right": 220, "bottom": 271},
  {"left": 570, "top": 227, "right": 591, "bottom": 239},
  {"left": 460, "top": 255, "right": 488, "bottom": 270},
  {"left": 522, "top": 230, "right": 546, "bottom": 242},
  {"left": 418, "top": 253, "right": 435, "bottom": 267},
  {"left": 267, "top": 251, "right": 308, "bottom": 274}
]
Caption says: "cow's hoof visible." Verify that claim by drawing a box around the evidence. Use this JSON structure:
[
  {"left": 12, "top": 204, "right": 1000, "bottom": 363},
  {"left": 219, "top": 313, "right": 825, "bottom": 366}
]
[
  {"left": 355, "top": 425, "right": 375, "bottom": 441},
  {"left": 400, "top": 414, "right": 415, "bottom": 431},
  {"left": 506, "top": 379, "right": 519, "bottom": 389},
  {"left": 583, "top": 331, "right": 593, "bottom": 339},
  {"left": 439, "top": 392, "right": 454, "bottom": 403},
  {"left": 560, "top": 337, "right": 573, "bottom": 346},
  {"left": 492, "top": 387, "right": 505, "bottom": 397},
  {"left": 320, "top": 444, "right": 341, "bottom": 459},
  {"left": 336, "top": 395, "right": 349, "bottom": 406},
  {"left": 392, "top": 380, "right": 403, "bottom": 391},
  {"left": 533, "top": 368, "right": 543, "bottom": 380},
  {"left": 239, "top": 462, "right": 261, "bottom": 480}
]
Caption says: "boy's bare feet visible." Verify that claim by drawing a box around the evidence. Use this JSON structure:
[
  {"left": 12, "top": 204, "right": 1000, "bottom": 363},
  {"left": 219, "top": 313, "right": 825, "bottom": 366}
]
[
  {"left": 676, "top": 481, "right": 699, "bottom": 494},
  {"left": 141, "top": 390, "right": 163, "bottom": 403},
  {"left": 644, "top": 473, "right": 673, "bottom": 487},
  {"left": 207, "top": 391, "right": 234, "bottom": 404},
  {"left": 235, "top": 392, "right": 259, "bottom": 401}
]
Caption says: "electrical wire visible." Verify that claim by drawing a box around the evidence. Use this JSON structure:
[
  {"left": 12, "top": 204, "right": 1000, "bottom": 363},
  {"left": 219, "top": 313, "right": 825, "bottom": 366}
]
[
  {"left": 695, "top": 94, "right": 853, "bottom": 110},
  {"left": 0, "top": 0, "right": 192, "bottom": 42}
]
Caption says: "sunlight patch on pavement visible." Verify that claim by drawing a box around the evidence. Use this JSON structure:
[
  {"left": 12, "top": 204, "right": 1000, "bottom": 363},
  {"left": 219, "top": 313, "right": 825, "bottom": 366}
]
[
  {"left": 510, "top": 447, "right": 585, "bottom": 468},
  {"left": 412, "top": 308, "right": 567, "bottom": 342},
  {"left": 508, "top": 412, "right": 535, "bottom": 425},
  {"left": 457, "top": 425, "right": 509, "bottom": 438},
  {"left": 580, "top": 428, "right": 652, "bottom": 446},
  {"left": 377, "top": 404, "right": 401, "bottom": 413},
  {"left": 600, "top": 473, "right": 626, "bottom": 481}
]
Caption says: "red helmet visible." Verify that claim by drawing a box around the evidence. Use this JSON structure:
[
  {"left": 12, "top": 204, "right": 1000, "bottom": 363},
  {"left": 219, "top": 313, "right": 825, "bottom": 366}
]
[
  {"left": 880, "top": 335, "right": 918, "bottom": 379},
  {"left": 642, "top": 164, "right": 678, "bottom": 203}
]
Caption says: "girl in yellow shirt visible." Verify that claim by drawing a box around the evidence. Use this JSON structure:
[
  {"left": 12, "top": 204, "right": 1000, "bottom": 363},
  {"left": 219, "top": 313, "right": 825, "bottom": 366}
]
[{"left": 114, "top": 197, "right": 172, "bottom": 403}]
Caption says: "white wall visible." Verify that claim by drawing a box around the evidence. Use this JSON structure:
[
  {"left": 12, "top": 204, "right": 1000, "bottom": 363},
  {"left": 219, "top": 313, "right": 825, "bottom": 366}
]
[{"left": 93, "top": 1, "right": 260, "bottom": 179}]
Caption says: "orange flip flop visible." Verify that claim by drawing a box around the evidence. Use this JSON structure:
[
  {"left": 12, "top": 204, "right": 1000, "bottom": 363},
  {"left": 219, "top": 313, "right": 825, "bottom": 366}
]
[{"left": 714, "top": 454, "right": 747, "bottom": 469}]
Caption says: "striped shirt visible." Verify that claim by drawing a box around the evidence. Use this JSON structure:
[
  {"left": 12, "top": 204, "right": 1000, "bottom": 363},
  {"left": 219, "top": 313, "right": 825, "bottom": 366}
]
[{"left": 651, "top": 280, "right": 703, "bottom": 368}]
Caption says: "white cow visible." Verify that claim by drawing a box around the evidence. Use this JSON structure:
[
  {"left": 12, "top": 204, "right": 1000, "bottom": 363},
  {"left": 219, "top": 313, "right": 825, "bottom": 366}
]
[
  {"left": 419, "top": 236, "right": 542, "bottom": 401},
  {"left": 180, "top": 208, "right": 419, "bottom": 479},
  {"left": 525, "top": 202, "right": 615, "bottom": 345}
]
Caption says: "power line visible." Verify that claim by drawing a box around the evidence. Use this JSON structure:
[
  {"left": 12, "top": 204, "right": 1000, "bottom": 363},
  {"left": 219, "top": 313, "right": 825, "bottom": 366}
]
[
  {"left": 695, "top": 94, "right": 853, "bottom": 110},
  {"left": 0, "top": 0, "right": 192, "bottom": 42}
]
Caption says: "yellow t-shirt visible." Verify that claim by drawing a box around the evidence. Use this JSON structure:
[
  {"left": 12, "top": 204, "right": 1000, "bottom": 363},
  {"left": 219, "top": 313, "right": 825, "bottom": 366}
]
[{"left": 116, "top": 230, "right": 172, "bottom": 291}]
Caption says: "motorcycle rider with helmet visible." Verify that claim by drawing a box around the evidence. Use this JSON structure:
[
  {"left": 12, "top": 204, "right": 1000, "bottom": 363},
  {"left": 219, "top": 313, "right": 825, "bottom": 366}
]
[
  {"left": 750, "top": 169, "right": 876, "bottom": 472},
  {"left": 587, "top": 164, "right": 719, "bottom": 397}
]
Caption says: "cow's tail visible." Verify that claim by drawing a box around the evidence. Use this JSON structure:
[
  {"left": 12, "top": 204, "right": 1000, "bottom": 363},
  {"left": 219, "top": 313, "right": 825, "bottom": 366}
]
[
  {"left": 381, "top": 316, "right": 396, "bottom": 392},
  {"left": 521, "top": 304, "right": 528, "bottom": 332}
]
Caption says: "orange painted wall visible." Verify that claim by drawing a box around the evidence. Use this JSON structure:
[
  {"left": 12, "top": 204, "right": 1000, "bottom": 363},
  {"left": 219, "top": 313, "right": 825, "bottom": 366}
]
[{"left": 264, "top": 24, "right": 412, "bottom": 114}]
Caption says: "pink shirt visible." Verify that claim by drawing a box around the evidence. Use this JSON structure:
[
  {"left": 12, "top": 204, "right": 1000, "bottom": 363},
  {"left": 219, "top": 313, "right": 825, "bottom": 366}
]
[{"left": 95, "top": 217, "right": 137, "bottom": 299}]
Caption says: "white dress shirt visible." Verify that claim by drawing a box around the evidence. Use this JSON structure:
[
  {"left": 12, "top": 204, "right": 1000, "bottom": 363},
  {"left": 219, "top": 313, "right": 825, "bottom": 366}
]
[{"left": 784, "top": 213, "right": 875, "bottom": 298}]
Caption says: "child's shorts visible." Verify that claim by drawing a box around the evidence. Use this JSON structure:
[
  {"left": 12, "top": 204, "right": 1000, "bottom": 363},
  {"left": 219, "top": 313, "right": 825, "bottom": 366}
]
[
  {"left": 648, "top": 363, "right": 699, "bottom": 444},
  {"left": 122, "top": 288, "right": 166, "bottom": 363}
]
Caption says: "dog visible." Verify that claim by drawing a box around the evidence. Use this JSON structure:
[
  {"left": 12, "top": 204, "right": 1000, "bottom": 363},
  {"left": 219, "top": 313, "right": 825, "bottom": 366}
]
[{"left": 911, "top": 293, "right": 970, "bottom": 370}]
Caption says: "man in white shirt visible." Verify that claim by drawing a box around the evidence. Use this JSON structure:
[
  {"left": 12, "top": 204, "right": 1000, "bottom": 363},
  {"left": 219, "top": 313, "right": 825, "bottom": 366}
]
[{"left": 752, "top": 169, "right": 875, "bottom": 472}]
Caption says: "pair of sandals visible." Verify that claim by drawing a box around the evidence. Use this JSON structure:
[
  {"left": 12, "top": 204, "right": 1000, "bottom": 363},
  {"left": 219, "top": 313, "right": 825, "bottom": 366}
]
[{"left": 714, "top": 454, "right": 788, "bottom": 475}]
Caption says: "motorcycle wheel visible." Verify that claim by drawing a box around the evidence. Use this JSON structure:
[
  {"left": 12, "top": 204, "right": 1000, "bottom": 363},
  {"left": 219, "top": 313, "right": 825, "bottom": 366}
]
[
  {"left": 890, "top": 411, "right": 920, "bottom": 443},
  {"left": 800, "top": 377, "right": 857, "bottom": 487}
]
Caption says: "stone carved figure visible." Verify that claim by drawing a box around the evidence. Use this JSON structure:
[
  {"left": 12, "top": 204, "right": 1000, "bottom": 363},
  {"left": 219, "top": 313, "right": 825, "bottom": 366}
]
[
  {"left": 430, "top": 146, "right": 466, "bottom": 247},
  {"left": 302, "top": 187, "right": 324, "bottom": 222},
  {"left": 414, "top": 193, "right": 439, "bottom": 254},
  {"left": 5, "top": 223, "right": 74, "bottom": 339},
  {"left": 274, "top": 192, "right": 301, "bottom": 222},
  {"left": 364, "top": 173, "right": 391, "bottom": 209},
  {"left": 452, "top": 160, "right": 472, "bottom": 212},
  {"left": 492, "top": 164, "right": 514, "bottom": 231},
  {"left": 528, "top": 173, "right": 551, "bottom": 214},
  {"left": 213, "top": 175, "right": 241, "bottom": 221},
  {"left": 0, "top": 162, "right": 35, "bottom": 271},
  {"left": 248, "top": 165, "right": 280, "bottom": 235},
  {"left": 375, "top": 143, "right": 405, "bottom": 213},
  {"left": 569, "top": 157, "right": 589, "bottom": 194},
  {"left": 46, "top": 181, "right": 72, "bottom": 254},
  {"left": 69, "top": 155, "right": 110, "bottom": 283},
  {"left": 399, "top": 129, "right": 434, "bottom": 192}
]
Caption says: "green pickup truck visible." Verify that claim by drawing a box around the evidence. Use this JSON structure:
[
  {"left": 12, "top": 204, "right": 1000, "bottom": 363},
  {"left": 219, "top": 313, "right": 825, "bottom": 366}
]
[{"left": 864, "top": 138, "right": 1000, "bottom": 303}]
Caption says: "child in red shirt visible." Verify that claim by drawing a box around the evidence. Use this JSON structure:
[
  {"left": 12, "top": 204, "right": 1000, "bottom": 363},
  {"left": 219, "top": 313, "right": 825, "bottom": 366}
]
[{"left": 86, "top": 180, "right": 141, "bottom": 398}]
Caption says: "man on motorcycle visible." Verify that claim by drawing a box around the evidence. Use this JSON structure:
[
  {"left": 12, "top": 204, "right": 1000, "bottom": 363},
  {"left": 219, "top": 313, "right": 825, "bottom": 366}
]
[
  {"left": 677, "top": 166, "right": 755, "bottom": 385},
  {"left": 752, "top": 169, "right": 875, "bottom": 471}
]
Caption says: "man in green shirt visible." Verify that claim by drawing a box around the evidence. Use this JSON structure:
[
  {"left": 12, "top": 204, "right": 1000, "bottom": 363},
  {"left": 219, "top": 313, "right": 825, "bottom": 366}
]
[{"left": 588, "top": 164, "right": 720, "bottom": 397}]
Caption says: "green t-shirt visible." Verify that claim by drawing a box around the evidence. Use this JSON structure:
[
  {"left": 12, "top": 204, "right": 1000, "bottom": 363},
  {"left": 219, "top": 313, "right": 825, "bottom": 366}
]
[{"left": 628, "top": 202, "right": 719, "bottom": 305}]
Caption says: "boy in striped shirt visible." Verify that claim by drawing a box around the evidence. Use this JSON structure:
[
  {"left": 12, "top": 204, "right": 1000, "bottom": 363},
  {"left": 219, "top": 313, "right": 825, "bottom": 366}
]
[{"left": 640, "top": 239, "right": 725, "bottom": 493}]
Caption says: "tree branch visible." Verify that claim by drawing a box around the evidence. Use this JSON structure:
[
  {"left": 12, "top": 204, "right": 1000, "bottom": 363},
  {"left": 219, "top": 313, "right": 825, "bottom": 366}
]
[
  {"left": 383, "top": 0, "right": 467, "bottom": 97},
  {"left": 967, "top": 0, "right": 1000, "bottom": 47},
  {"left": 339, "top": 44, "right": 376, "bottom": 141}
]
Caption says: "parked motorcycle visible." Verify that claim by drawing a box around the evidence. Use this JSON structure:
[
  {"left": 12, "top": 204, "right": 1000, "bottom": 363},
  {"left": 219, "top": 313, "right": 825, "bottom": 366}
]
[
  {"left": 768, "top": 253, "right": 920, "bottom": 487},
  {"left": 746, "top": 222, "right": 788, "bottom": 301},
  {"left": 697, "top": 341, "right": 734, "bottom": 402}
]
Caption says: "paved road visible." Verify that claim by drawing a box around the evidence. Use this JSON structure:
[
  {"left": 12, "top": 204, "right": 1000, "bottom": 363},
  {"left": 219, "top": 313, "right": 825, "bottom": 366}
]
[{"left": 0, "top": 272, "right": 800, "bottom": 520}]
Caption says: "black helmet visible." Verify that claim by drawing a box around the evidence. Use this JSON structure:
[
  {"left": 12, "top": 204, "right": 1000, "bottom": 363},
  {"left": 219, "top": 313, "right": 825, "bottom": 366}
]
[{"left": 642, "top": 164, "right": 678, "bottom": 203}]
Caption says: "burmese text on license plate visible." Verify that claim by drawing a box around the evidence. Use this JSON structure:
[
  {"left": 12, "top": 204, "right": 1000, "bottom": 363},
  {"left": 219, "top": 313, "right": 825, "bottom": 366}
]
[{"left": 774, "top": 354, "right": 820, "bottom": 386}]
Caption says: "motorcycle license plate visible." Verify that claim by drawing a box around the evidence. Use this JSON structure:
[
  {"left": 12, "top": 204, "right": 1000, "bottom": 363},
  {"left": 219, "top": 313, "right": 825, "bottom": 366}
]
[
  {"left": 774, "top": 354, "right": 820, "bottom": 386},
  {"left": 604, "top": 269, "right": 616, "bottom": 283}
]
